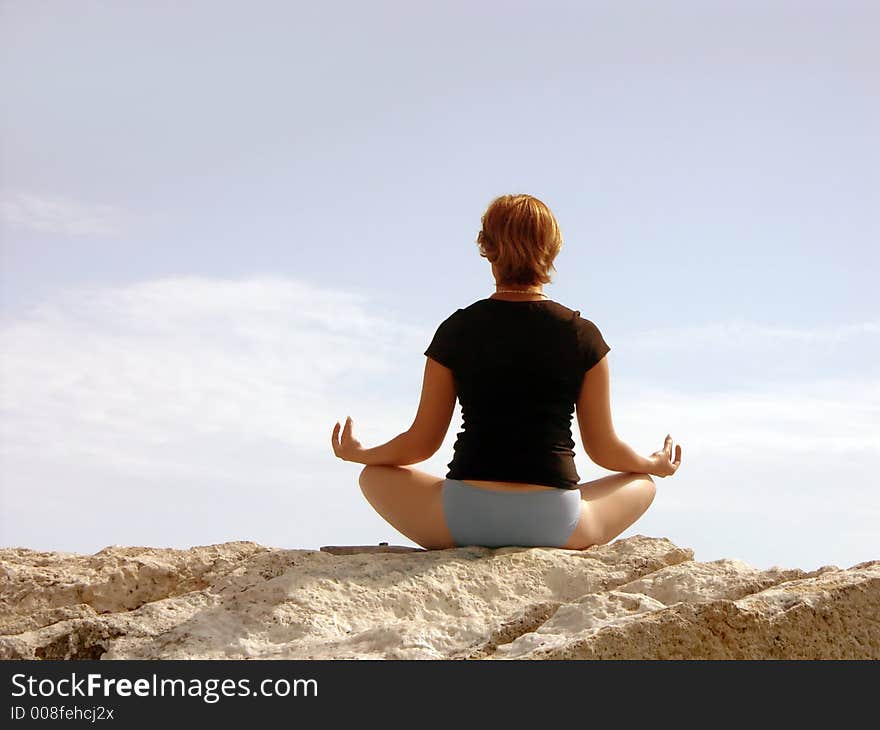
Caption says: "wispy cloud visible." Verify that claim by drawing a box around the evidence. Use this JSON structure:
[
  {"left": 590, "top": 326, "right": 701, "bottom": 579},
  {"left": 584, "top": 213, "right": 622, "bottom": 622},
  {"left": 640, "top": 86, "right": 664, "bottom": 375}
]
[
  {"left": 610, "top": 315, "right": 880, "bottom": 389},
  {"left": 0, "top": 276, "right": 426, "bottom": 481},
  {"left": 622, "top": 319, "right": 880, "bottom": 348},
  {"left": 0, "top": 192, "right": 133, "bottom": 236},
  {"left": 610, "top": 377, "right": 880, "bottom": 455}
]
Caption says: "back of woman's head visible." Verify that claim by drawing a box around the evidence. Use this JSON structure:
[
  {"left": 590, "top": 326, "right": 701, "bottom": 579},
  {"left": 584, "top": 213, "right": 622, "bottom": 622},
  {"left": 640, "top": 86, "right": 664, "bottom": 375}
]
[{"left": 476, "top": 193, "right": 563, "bottom": 286}]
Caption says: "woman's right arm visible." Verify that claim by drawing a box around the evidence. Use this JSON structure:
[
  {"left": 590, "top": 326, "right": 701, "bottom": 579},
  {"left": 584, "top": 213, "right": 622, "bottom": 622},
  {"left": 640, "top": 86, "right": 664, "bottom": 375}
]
[{"left": 575, "top": 356, "right": 672, "bottom": 475}]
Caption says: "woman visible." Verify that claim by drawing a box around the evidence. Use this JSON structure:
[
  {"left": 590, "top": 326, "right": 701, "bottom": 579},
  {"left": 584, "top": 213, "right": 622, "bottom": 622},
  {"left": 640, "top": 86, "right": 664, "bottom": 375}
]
[{"left": 331, "top": 193, "right": 682, "bottom": 550}]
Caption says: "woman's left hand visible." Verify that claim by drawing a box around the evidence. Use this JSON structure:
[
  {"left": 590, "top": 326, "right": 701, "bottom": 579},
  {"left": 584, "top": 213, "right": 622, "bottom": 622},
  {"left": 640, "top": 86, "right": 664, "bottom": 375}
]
[{"left": 331, "top": 416, "right": 366, "bottom": 463}]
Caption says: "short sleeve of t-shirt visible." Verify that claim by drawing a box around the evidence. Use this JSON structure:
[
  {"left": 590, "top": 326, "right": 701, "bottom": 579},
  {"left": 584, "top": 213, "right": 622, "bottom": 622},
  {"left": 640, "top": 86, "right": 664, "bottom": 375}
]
[
  {"left": 573, "top": 311, "right": 611, "bottom": 372},
  {"left": 424, "top": 309, "right": 464, "bottom": 370}
]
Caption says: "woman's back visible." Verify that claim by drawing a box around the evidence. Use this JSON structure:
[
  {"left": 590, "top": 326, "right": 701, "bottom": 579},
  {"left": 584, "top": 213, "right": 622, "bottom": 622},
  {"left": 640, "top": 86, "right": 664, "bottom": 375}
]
[
  {"left": 424, "top": 296, "right": 611, "bottom": 491},
  {"left": 352, "top": 193, "right": 678, "bottom": 551}
]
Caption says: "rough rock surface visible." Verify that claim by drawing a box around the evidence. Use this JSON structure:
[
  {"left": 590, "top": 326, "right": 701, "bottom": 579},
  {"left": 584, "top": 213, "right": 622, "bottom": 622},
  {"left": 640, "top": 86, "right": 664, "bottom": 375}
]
[{"left": 0, "top": 535, "right": 877, "bottom": 660}]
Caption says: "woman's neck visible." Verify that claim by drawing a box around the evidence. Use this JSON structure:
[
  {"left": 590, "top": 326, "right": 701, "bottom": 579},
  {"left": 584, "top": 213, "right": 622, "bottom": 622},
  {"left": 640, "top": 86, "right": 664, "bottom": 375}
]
[{"left": 491, "top": 286, "right": 547, "bottom": 301}]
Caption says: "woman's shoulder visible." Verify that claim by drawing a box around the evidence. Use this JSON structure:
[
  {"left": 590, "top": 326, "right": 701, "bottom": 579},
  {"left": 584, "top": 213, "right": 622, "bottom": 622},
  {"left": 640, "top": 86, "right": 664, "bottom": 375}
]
[{"left": 554, "top": 301, "right": 603, "bottom": 327}]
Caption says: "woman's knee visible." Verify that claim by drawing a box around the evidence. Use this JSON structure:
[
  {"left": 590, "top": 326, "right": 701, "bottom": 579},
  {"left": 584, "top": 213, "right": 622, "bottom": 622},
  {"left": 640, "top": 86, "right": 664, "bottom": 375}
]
[
  {"left": 583, "top": 474, "right": 656, "bottom": 546},
  {"left": 620, "top": 472, "right": 656, "bottom": 507},
  {"left": 358, "top": 465, "right": 384, "bottom": 499},
  {"left": 358, "top": 464, "right": 384, "bottom": 486},
  {"left": 622, "top": 474, "right": 656, "bottom": 517},
  {"left": 640, "top": 474, "right": 657, "bottom": 506}
]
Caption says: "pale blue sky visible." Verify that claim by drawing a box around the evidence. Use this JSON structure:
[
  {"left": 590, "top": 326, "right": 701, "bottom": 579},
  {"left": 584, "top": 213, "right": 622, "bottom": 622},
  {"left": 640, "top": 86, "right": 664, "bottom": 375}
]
[{"left": 1, "top": 1, "right": 877, "bottom": 570}]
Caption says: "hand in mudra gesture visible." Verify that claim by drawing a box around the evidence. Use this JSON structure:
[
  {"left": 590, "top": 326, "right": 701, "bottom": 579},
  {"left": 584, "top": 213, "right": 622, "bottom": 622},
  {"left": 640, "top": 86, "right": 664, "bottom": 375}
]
[
  {"left": 331, "top": 416, "right": 366, "bottom": 463},
  {"left": 648, "top": 434, "right": 682, "bottom": 477}
]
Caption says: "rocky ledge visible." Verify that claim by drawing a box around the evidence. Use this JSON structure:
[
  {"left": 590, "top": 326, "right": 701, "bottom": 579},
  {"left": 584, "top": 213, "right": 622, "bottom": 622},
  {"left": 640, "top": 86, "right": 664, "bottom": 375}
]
[{"left": 0, "top": 535, "right": 877, "bottom": 660}]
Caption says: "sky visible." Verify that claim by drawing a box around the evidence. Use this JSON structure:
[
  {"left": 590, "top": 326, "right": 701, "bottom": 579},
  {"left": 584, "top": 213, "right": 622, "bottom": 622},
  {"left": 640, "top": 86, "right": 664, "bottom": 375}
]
[{"left": 1, "top": 0, "right": 877, "bottom": 571}]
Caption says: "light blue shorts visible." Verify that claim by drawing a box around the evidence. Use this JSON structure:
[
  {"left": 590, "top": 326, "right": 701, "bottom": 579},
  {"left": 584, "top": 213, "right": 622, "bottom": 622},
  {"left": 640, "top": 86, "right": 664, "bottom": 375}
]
[{"left": 441, "top": 478, "right": 582, "bottom": 548}]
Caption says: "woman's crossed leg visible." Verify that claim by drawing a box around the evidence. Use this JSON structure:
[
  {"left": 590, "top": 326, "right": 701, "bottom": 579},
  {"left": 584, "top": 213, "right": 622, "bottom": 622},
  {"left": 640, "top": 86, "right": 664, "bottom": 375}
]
[
  {"left": 559, "top": 472, "right": 656, "bottom": 550},
  {"left": 358, "top": 466, "right": 656, "bottom": 551}
]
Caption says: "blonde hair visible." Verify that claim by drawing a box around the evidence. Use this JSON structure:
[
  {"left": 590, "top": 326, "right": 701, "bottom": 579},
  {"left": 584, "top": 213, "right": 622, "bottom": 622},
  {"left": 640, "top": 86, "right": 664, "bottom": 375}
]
[{"left": 476, "top": 193, "right": 563, "bottom": 286}]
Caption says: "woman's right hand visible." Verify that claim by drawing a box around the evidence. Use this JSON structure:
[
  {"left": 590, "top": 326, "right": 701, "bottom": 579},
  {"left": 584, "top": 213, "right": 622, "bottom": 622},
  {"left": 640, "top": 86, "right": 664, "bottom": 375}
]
[{"left": 648, "top": 434, "right": 682, "bottom": 477}]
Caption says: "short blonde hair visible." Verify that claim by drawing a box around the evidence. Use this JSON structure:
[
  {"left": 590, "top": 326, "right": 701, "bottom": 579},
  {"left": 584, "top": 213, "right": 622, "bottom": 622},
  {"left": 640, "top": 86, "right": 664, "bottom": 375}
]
[{"left": 476, "top": 193, "right": 563, "bottom": 286}]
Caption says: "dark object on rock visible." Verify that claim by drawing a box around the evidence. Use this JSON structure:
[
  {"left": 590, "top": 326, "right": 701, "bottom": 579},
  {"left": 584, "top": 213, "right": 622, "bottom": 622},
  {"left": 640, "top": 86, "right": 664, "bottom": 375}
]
[{"left": 319, "top": 544, "right": 427, "bottom": 555}]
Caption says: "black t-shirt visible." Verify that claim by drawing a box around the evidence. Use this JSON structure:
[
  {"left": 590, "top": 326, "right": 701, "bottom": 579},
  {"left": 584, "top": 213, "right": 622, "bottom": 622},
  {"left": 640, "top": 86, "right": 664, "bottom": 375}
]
[{"left": 423, "top": 298, "right": 611, "bottom": 490}]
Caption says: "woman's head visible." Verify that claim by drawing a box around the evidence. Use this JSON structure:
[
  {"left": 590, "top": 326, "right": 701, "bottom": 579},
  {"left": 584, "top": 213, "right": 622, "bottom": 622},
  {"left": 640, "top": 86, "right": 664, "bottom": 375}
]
[{"left": 476, "top": 193, "right": 563, "bottom": 286}]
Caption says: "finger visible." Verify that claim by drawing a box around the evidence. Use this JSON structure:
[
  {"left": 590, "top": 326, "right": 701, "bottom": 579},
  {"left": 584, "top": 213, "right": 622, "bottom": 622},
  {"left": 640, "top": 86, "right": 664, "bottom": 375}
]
[
  {"left": 664, "top": 434, "right": 672, "bottom": 458},
  {"left": 331, "top": 422, "right": 340, "bottom": 453},
  {"left": 673, "top": 444, "right": 682, "bottom": 466}
]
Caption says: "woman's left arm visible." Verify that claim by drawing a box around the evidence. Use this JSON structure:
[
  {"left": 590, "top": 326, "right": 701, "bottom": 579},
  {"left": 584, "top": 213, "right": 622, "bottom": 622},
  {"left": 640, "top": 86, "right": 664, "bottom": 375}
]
[{"left": 331, "top": 358, "right": 457, "bottom": 466}]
